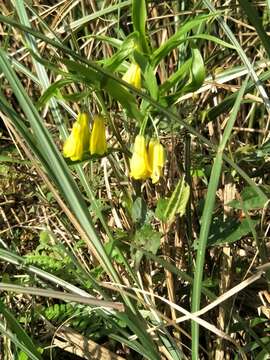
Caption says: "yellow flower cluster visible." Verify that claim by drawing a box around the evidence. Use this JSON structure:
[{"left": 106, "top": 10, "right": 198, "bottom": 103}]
[
  {"left": 63, "top": 113, "right": 107, "bottom": 161},
  {"left": 63, "top": 65, "right": 165, "bottom": 184},
  {"left": 130, "top": 135, "right": 165, "bottom": 184}
]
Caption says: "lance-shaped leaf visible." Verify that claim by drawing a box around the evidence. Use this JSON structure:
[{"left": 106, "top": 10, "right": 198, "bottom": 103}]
[{"left": 155, "top": 177, "right": 190, "bottom": 224}]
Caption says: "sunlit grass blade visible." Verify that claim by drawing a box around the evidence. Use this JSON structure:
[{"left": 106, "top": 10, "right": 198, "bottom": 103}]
[
  {"left": 0, "top": 248, "right": 99, "bottom": 297},
  {"left": 0, "top": 321, "right": 41, "bottom": 360},
  {"left": 208, "top": 69, "right": 270, "bottom": 120},
  {"left": 14, "top": 0, "right": 50, "bottom": 90},
  {"left": 0, "top": 300, "right": 42, "bottom": 360},
  {"left": 191, "top": 78, "right": 248, "bottom": 359},
  {"left": 0, "top": 283, "right": 124, "bottom": 310}
]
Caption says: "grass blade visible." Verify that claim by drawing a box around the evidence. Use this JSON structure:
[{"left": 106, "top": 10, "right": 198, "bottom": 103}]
[
  {"left": 0, "top": 321, "right": 41, "bottom": 360},
  {"left": 0, "top": 300, "right": 42, "bottom": 359},
  {"left": 191, "top": 78, "right": 248, "bottom": 359}
]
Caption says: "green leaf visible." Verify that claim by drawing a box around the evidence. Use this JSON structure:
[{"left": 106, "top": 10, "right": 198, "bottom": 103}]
[
  {"left": 151, "top": 14, "right": 213, "bottom": 67},
  {"left": 104, "top": 32, "right": 140, "bottom": 72},
  {"left": 61, "top": 89, "right": 91, "bottom": 102},
  {"left": 181, "top": 46, "right": 205, "bottom": 94},
  {"left": 242, "top": 336, "right": 270, "bottom": 352},
  {"left": 259, "top": 138, "right": 270, "bottom": 156},
  {"left": 62, "top": 58, "right": 103, "bottom": 87},
  {"left": 159, "top": 331, "right": 186, "bottom": 360},
  {"left": 0, "top": 321, "right": 41, "bottom": 360},
  {"left": 230, "top": 318, "right": 267, "bottom": 333},
  {"left": 131, "top": 197, "right": 147, "bottom": 224},
  {"left": 159, "top": 178, "right": 190, "bottom": 224},
  {"left": 134, "top": 224, "right": 161, "bottom": 254},
  {"left": 134, "top": 50, "right": 158, "bottom": 99},
  {"left": 104, "top": 240, "right": 126, "bottom": 264},
  {"left": 228, "top": 186, "right": 270, "bottom": 210},
  {"left": 18, "top": 351, "right": 29, "bottom": 360},
  {"left": 160, "top": 46, "right": 205, "bottom": 101},
  {"left": 255, "top": 348, "right": 270, "bottom": 360},
  {"left": 206, "top": 217, "right": 260, "bottom": 247},
  {"left": 188, "top": 34, "right": 236, "bottom": 49},
  {"left": 104, "top": 79, "right": 143, "bottom": 122},
  {"left": 132, "top": 0, "right": 149, "bottom": 53},
  {"left": 133, "top": 224, "right": 161, "bottom": 267},
  {"left": 155, "top": 198, "right": 169, "bottom": 222},
  {"left": 160, "top": 58, "right": 192, "bottom": 93},
  {"left": 0, "top": 155, "right": 31, "bottom": 165},
  {"left": 201, "top": 278, "right": 218, "bottom": 288},
  {"left": 39, "top": 230, "right": 50, "bottom": 244}
]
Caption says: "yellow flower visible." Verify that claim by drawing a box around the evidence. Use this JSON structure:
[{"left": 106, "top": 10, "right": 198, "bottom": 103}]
[
  {"left": 122, "top": 63, "right": 141, "bottom": 89},
  {"left": 130, "top": 135, "right": 150, "bottom": 180},
  {"left": 148, "top": 139, "right": 165, "bottom": 184},
  {"left": 89, "top": 115, "right": 107, "bottom": 155},
  {"left": 63, "top": 112, "right": 90, "bottom": 161}
]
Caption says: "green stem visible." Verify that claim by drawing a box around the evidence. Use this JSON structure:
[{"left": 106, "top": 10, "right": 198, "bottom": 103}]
[{"left": 139, "top": 112, "right": 149, "bottom": 135}]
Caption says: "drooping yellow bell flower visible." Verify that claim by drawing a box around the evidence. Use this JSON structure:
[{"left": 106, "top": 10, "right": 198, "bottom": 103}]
[
  {"left": 122, "top": 62, "right": 141, "bottom": 89},
  {"left": 148, "top": 139, "right": 166, "bottom": 184},
  {"left": 89, "top": 115, "right": 107, "bottom": 155},
  {"left": 130, "top": 135, "right": 150, "bottom": 180},
  {"left": 63, "top": 112, "right": 90, "bottom": 161}
]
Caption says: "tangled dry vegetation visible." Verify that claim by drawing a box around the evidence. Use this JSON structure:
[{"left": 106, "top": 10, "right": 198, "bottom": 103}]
[{"left": 0, "top": 1, "right": 270, "bottom": 359}]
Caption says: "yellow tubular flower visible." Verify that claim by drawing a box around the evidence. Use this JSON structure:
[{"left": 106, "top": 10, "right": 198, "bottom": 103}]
[
  {"left": 122, "top": 63, "right": 141, "bottom": 89},
  {"left": 148, "top": 139, "right": 166, "bottom": 184},
  {"left": 130, "top": 135, "right": 150, "bottom": 180},
  {"left": 63, "top": 112, "right": 90, "bottom": 161},
  {"left": 89, "top": 115, "right": 107, "bottom": 155}
]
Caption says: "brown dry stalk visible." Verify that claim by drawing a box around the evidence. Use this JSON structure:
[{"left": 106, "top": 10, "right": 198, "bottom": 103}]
[{"left": 54, "top": 326, "right": 125, "bottom": 360}]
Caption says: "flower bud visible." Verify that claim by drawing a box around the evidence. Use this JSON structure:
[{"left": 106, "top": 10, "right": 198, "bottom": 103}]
[
  {"left": 130, "top": 135, "right": 150, "bottom": 180},
  {"left": 89, "top": 115, "right": 107, "bottom": 155},
  {"left": 63, "top": 112, "right": 90, "bottom": 161},
  {"left": 148, "top": 139, "right": 165, "bottom": 184},
  {"left": 122, "top": 63, "right": 141, "bottom": 89}
]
